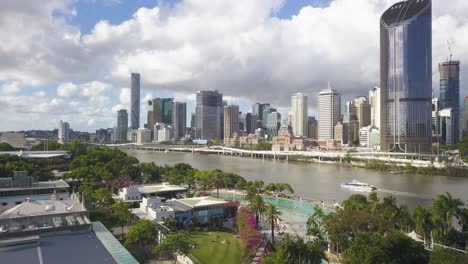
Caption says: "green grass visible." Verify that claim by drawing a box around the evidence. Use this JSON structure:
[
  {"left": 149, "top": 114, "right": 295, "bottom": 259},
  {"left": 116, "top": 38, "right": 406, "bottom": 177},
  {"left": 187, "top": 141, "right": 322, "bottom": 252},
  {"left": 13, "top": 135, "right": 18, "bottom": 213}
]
[{"left": 189, "top": 231, "right": 243, "bottom": 264}]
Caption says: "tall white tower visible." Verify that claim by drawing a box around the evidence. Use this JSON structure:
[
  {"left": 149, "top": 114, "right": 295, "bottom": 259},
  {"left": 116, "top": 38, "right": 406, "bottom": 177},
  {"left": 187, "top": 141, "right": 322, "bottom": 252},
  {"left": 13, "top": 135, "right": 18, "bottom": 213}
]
[
  {"left": 291, "top": 93, "right": 308, "bottom": 137},
  {"left": 318, "top": 85, "right": 341, "bottom": 140},
  {"left": 369, "top": 87, "right": 381, "bottom": 129}
]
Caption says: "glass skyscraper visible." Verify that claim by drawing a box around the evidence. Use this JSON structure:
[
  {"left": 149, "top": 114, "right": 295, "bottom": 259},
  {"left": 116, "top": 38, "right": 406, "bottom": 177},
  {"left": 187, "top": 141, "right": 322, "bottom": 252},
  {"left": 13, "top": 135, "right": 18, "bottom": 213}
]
[
  {"left": 380, "top": 0, "right": 432, "bottom": 153},
  {"left": 439, "top": 60, "right": 460, "bottom": 143},
  {"left": 195, "top": 90, "right": 223, "bottom": 139},
  {"left": 130, "top": 73, "right": 140, "bottom": 129}
]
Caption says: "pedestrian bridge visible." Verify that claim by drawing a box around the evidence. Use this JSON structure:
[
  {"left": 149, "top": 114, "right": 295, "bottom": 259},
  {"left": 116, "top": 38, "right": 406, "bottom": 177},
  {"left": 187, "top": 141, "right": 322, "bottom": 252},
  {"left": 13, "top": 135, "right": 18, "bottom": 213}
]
[{"left": 0, "top": 150, "right": 72, "bottom": 159}]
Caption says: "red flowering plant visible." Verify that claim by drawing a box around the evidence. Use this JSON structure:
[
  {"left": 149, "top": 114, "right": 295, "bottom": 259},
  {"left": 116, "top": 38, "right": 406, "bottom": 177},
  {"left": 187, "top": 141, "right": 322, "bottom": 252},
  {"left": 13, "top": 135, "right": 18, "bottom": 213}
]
[{"left": 236, "top": 207, "right": 261, "bottom": 261}]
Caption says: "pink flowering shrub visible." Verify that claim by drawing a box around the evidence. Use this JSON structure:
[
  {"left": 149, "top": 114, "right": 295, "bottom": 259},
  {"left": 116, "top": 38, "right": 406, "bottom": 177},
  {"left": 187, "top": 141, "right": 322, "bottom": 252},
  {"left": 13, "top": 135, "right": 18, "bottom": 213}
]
[{"left": 237, "top": 207, "right": 261, "bottom": 261}]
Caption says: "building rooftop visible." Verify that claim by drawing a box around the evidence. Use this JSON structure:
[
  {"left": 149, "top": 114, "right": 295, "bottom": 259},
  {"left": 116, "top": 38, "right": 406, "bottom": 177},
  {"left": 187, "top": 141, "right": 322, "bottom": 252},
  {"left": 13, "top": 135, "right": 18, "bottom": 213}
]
[
  {"left": 0, "top": 222, "right": 138, "bottom": 264},
  {"left": 0, "top": 180, "right": 69, "bottom": 191},
  {"left": 0, "top": 199, "right": 85, "bottom": 220},
  {"left": 134, "top": 183, "right": 187, "bottom": 194},
  {"left": 176, "top": 196, "right": 228, "bottom": 208},
  {"left": 381, "top": 0, "right": 431, "bottom": 28}
]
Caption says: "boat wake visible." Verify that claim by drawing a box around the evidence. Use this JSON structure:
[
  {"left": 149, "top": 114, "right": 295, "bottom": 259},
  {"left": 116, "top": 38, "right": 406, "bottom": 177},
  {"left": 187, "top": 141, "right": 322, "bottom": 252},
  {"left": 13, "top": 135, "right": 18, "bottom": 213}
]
[{"left": 376, "top": 189, "right": 432, "bottom": 199}]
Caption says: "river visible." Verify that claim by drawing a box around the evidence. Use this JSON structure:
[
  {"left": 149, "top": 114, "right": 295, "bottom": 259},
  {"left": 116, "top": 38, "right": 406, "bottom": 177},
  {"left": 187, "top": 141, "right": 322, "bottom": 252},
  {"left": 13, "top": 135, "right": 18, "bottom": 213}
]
[{"left": 124, "top": 150, "right": 468, "bottom": 208}]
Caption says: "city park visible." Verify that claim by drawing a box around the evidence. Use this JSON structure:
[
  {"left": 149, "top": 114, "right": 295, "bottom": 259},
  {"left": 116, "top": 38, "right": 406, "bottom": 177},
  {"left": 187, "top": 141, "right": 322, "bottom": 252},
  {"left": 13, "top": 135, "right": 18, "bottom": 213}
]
[{"left": 1, "top": 139, "right": 468, "bottom": 263}]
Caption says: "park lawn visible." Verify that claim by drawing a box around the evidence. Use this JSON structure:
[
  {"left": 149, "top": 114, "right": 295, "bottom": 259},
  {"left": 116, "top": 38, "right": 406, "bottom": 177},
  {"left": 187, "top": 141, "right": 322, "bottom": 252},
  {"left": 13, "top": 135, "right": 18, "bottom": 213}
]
[{"left": 189, "top": 231, "right": 243, "bottom": 264}]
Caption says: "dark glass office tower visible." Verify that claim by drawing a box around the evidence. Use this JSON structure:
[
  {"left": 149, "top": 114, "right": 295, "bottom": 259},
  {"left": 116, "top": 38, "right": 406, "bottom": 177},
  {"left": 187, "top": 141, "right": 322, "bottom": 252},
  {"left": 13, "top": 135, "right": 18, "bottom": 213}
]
[
  {"left": 439, "top": 60, "right": 460, "bottom": 143},
  {"left": 380, "top": 0, "right": 432, "bottom": 153},
  {"left": 130, "top": 73, "right": 140, "bottom": 129},
  {"left": 195, "top": 90, "right": 223, "bottom": 139}
]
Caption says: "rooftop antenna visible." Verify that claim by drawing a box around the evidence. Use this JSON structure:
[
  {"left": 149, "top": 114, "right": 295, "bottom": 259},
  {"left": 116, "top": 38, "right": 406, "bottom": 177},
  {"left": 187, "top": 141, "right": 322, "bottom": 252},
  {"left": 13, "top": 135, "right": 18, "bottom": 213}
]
[{"left": 447, "top": 40, "right": 453, "bottom": 62}]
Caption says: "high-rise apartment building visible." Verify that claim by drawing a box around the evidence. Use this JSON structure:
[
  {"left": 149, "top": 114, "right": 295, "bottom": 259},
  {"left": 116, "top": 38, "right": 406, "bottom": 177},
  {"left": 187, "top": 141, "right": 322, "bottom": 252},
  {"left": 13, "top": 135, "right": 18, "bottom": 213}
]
[
  {"left": 58, "top": 120, "right": 70, "bottom": 143},
  {"left": 172, "top": 102, "right": 187, "bottom": 139},
  {"left": 266, "top": 112, "right": 281, "bottom": 140},
  {"left": 291, "top": 93, "right": 308, "bottom": 137},
  {"left": 439, "top": 60, "right": 460, "bottom": 143},
  {"left": 116, "top": 109, "right": 128, "bottom": 141},
  {"left": 318, "top": 87, "right": 341, "bottom": 140},
  {"left": 223, "top": 105, "right": 239, "bottom": 139},
  {"left": 369, "top": 87, "right": 381, "bottom": 129},
  {"left": 130, "top": 73, "right": 140, "bottom": 129},
  {"left": 354, "top": 96, "right": 371, "bottom": 129},
  {"left": 196, "top": 90, "right": 223, "bottom": 139},
  {"left": 147, "top": 98, "right": 173, "bottom": 129},
  {"left": 380, "top": 0, "right": 432, "bottom": 153}
]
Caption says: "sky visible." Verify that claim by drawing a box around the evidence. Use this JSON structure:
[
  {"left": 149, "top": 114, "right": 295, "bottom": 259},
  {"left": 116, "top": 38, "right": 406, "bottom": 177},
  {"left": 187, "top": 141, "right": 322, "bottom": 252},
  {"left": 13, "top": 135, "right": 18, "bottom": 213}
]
[{"left": 1, "top": 0, "right": 468, "bottom": 132}]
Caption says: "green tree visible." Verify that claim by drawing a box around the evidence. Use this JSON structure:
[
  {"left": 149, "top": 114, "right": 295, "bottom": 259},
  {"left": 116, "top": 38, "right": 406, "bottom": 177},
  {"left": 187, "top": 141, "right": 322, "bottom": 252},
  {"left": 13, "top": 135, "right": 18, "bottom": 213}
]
[
  {"left": 261, "top": 247, "right": 287, "bottom": 264},
  {"left": 249, "top": 194, "right": 266, "bottom": 228},
  {"left": 429, "top": 247, "right": 468, "bottom": 264},
  {"left": 92, "top": 188, "right": 113, "bottom": 209},
  {"left": 343, "top": 232, "right": 428, "bottom": 264},
  {"left": 139, "top": 162, "right": 162, "bottom": 183},
  {"left": 125, "top": 220, "right": 158, "bottom": 253},
  {"left": 273, "top": 234, "right": 326, "bottom": 264},
  {"left": 111, "top": 201, "right": 133, "bottom": 238},
  {"left": 154, "top": 233, "right": 193, "bottom": 264},
  {"left": 306, "top": 205, "right": 328, "bottom": 242},
  {"left": 162, "top": 216, "right": 178, "bottom": 232},
  {"left": 0, "top": 142, "right": 14, "bottom": 151},
  {"left": 264, "top": 204, "right": 282, "bottom": 242},
  {"left": 432, "top": 192, "right": 464, "bottom": 235},
  {"left": 414, "top": 205, "right": 433, "bottom": 246}
]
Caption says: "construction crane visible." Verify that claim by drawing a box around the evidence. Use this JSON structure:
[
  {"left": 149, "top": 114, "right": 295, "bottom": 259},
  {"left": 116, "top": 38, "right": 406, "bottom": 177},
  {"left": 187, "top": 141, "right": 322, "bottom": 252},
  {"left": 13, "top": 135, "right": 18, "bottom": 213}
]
[{"left": 447, "top": 40, "right": 453, "bottom": 62}]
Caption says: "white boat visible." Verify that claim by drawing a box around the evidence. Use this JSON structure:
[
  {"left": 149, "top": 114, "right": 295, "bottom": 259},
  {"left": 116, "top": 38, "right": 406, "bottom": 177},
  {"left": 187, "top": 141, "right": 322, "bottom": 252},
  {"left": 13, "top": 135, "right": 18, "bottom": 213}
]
[{"left": 340, "top": 180, "right": 377, "bottom": 192}]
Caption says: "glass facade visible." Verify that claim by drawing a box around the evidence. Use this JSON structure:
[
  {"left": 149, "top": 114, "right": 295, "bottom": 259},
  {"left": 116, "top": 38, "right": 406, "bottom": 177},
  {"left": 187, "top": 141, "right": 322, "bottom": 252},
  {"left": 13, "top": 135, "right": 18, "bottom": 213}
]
[
  {"left": 439, "top": 61, "right": 460, "bottom": 143},
  {"left": 380, "top": 0, "right": 432, "bottom": 153}
]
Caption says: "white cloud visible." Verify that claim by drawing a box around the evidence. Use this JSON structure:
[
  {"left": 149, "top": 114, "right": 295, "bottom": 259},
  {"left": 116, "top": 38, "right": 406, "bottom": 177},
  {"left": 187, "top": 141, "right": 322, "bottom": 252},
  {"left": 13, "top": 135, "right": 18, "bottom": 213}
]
[
  {"left": 0, "top": 81, "right": 21, "bottom": 95},
  {"left": 1, "top": 0, "right": 468, "bottom": 131}
]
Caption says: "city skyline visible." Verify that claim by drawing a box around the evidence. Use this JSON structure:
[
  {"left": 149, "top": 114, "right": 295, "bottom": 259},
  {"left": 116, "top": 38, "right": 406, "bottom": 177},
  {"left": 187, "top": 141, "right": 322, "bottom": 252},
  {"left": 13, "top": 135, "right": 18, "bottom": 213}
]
[{"left": 1, "top": 0, "right": 467, "bottom": 132}]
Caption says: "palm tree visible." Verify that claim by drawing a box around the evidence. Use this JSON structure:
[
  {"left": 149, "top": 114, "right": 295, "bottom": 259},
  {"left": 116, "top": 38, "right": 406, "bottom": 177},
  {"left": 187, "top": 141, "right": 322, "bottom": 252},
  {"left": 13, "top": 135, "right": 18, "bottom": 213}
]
[
  {"left": 306, "top": 205, "right": 328, "bottom": 242},
  {"left": 413, "top": 205, "right": 433, "bottom": 246},
  {"left": 211, "top": 170, "right": 225, "bottom": 198},
  {"left": 432, "top": 192, "right": 464, "bottom": 234},
  {"left": 279, "top": 234, "right": 326, "bottom": 264},
  {"left": 264, "top": 204, "right": 282, "bottom": 242},
  {"left": 195, "top": 171, "right": 211, "bottom": 195},
  {"left": 249, "top": 194, "right": 266, "bottom": 228}
]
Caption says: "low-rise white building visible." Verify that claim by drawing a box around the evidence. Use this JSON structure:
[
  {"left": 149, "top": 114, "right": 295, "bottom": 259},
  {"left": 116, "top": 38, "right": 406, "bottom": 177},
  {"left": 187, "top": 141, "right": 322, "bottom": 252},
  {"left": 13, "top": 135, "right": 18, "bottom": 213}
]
[{"left": 118, "top": 183, "right": 187, "bottom": 202}]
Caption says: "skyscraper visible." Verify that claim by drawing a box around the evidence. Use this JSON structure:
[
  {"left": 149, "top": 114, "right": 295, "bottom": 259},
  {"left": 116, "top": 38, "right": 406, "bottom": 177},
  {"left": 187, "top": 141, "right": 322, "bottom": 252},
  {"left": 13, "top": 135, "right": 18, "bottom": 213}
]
[
  {"left": 196, "top": 90, "right": 223, "bottom": 139},
  {"left": 130, "top": 73, "right": 140, "bottom": 129},
  {"left": 291, "top": 93, "right": 308, "bottom": 136},
  {"left": 58, "top": 120, "right": 70, "bottom": 143},
  {"left": 266, "top": 112, "right": 281, "bottom": 140},
  {"left": 439, "top": 60, "right": 460, "bottom": 143},
  {"left": 224, "top": 105, "right": 240, "bottom": 139},
  {"left": 369, "top": 87, "right": 381, "bottom": 129},
  {"left": 318, "top": 86, "right": 341, "bottom": 140},
  {"left": 172, "top": 102, "right": 187, "bottom": 139},
  {"left": 380, "top": 0, "right": 432, "bottom": 153},
  {"left": 252, "top": 103, "right": 270, "bottom": 128},
  {"left": 463, "top": 97, "right": 468, "bottom": 137},
  {"left": 116, "top": 109, "right": 128, "bottom": 141},
  {"left": 354, "top": 96, "right": 371, "bottom": 130},
  {"left": 308, "top": 116, "right": 318, "bottom": 140},
  {"left": 147, "top": 98, "right": 173, "bottom": 130}
]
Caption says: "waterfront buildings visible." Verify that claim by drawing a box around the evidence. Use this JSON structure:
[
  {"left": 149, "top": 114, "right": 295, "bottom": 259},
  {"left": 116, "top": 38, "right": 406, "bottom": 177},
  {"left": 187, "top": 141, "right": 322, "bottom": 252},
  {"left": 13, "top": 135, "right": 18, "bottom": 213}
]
[
  {"left": 272, "top": 126, "right": 306, "bottom": 151},
  {"left": 291, "top": 93, "right": 308, "bottom": 137},
  {"left": 318, "top": 86, "right": 341, "bottom": 140},
  {"left": 369, "top": 87, "right": 381, "bottom": 129},
  {"left": 255, "top": 128, "right": 265, "bottom": 138},
  {"left": 58, "top": 120, "right": 70, "bottom": 143},
  {"left": 354, "top": 96, "right": 371, "bottom": 129},
  {"left": 0, "top": 171, "right": 69, "bottom": 209},
  {"left": 266, "top": 112, "right": 281, "bottom": 140},
  {"left": 134, "top": 196, "right": 228, "bottom": 224},
  {"left": 438, "top": 108, "right": 454, "bottom": 145},
  {"left": 308, "top": 117, "right": 318, "bottom": 140},
  {"left": 172, "top": 102, "right": 187, "bottom": 139},
  {"left": 118, "top": 183, "right": 187, "bottom": 202},
  {"left": 195, "top": 90, "right": 223, "bottom": 140},
  {"left": 136, "top": 129, "right": 152, "bottom": 144},
  {"left": 224, "top": 134, "right": 266, "bottom": 148},
  {"left": 439, "top": 60, "right": 460, "bottom": 143},
  {"left": 224, "top": 105, "right": 240, "bottom": 139},
  {"left": 116, "top": 109, "right": 128, "bottom": 142},
  {"left": 130, "top": 73, "right": 140, "bottom": 130},
  {"left": 380, "top": 0, "right": 432, "bottom": 153},
  {"left": 156, "top": 125, "right": 173, "bottom": 143},
  {"left": 359, "top": 126, "right": 381, "bottom": 148},
  {"left": 95, "top": 128, "right": 113, "bottom": 144},
  {"left": 334, "top": 121, "right": 348, "bottom": 146}
]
